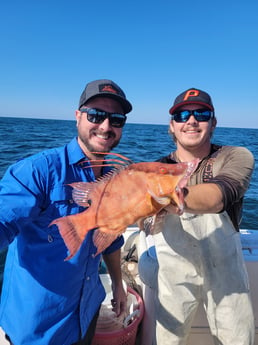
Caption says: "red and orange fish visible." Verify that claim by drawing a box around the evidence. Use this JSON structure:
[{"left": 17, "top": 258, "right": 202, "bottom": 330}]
[{"left": 50, "top": 153, "right": 199, "bottom": 260}]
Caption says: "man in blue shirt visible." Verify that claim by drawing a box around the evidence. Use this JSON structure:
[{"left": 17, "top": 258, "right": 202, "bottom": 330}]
[{"left": 0, "top": 79, "right": 132, "bottom": 345}]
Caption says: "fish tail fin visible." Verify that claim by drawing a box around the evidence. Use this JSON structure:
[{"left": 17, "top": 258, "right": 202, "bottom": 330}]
[{"left": 50, "top": 215, "right": 89, "bottom": 260}]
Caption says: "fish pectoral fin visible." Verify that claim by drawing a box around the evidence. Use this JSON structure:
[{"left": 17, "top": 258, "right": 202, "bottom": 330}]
[
  {"left": 142, "top": 211, "right": 168, "bottom": 235},
  {"left": 142, "top": 216, "right": 156, "bottom": 236},
  {"left": 148, "top": 190, "right": 171, "bottom": 205}
]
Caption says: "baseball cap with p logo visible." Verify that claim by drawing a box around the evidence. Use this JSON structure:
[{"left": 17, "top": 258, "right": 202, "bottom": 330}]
[{"left": 169, "top": 87, "right": 214, "bottom": 114}]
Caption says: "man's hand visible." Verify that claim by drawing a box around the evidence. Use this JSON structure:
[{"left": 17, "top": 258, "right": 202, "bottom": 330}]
[
  {"left": 103, "top": 249, "right": 127, "bottom": 318},
  {"left": 111, "top": 283, "right": 127, "bottom": 317},
  {"left": 164, "top": 200, "right": 184, "bottom": 215}
]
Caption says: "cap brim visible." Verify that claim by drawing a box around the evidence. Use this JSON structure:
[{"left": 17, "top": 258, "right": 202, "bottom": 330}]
[
  {"left": 169, "top": 101, "right": 214, "bottom": 114},
  {"left": 106, "top": 94, "right": 132, "bottom": 114}
]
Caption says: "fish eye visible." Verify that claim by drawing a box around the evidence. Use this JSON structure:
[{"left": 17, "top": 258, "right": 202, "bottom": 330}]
[{"left": 159, "top": 167, "right": 168, "bottom": 174}]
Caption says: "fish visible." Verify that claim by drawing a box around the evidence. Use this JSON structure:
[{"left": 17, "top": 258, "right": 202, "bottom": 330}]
[{"left": 50, "top": 153, "right": 199, "bottom": 260}]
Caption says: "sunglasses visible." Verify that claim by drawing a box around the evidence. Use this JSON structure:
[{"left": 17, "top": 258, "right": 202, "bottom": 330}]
[
  {"left": 171, "top": 109, "right": 214, "bottom": 123},
  {"left": 80, "top": 107, "right": 127, "bottom": 128}
]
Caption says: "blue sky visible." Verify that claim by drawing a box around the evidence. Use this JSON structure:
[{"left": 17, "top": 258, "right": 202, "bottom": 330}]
[{"left": 0, "top": 0, "right": 258, "bottom": 128}]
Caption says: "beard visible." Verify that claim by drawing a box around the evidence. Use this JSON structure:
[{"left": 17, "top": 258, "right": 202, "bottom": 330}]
[{"left": 78, "top": 129, "right": 121, "bottom": 158}]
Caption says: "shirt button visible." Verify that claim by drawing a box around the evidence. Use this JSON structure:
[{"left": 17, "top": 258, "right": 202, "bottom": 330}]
[
  {"left": 48, "top": 235, "right": 53, "bottom": 243},
  {"left": 86, "top": 276, "right": 90, "bottom": 281}
]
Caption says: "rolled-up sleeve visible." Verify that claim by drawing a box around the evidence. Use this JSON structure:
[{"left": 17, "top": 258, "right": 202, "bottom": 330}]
[{"left": 102, "top": 235, "right": 124, "bottom": 255}]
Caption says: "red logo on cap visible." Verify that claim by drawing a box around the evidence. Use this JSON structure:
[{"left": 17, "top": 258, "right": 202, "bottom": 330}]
[
  {"left": 183, "top": 89, "right": 199, "bottom": 100},
  {"left": 100, "top": 85, "right": 119, "bottom": 94}
]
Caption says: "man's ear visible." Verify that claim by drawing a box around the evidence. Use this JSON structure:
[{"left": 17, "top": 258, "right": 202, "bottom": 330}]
[
  {"left": 211, "top": 117, "right": 217, "bottom": 129},
  {"left": 75, "top": 110, "right": 82, "bottom": 127}
]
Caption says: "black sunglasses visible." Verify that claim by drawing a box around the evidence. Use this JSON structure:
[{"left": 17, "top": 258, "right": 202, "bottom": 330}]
[
  {"left": 171, "top": 109, "right": 214, "bottom": 123},
  {"left": 80, "top": 107, "right": 127, "bottom": 128}
]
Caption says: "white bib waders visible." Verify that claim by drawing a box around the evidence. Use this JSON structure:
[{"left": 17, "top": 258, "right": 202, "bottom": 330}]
[{"left": 154, "top": 211, "right": 255, "bottom": 345}]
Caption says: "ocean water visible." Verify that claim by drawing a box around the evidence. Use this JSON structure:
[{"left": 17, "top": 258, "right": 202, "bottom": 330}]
[{"left": 0, "top": 116, "right": 257, "bottom": 230}]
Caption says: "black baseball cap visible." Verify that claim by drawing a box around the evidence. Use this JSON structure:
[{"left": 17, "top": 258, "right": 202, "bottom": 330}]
[
  {"left": 169, "top": 87, "right": 214, "bottom": 114},
  {"left": 79, "top": 79, "right": 132, "bottom": 114}
]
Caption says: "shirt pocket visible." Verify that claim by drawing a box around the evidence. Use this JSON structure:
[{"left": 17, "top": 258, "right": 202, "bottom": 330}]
[{"left": 37, "top": 184, "right": 83, "bottom": 233}]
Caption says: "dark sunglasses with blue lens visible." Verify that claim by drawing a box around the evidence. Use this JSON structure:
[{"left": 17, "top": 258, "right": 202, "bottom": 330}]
[
  {"left": 80, "top": 107, "right": 127, "bottom": 128},
  {"left": 171, "top": 109, "right": 214, "bottom": 123}
]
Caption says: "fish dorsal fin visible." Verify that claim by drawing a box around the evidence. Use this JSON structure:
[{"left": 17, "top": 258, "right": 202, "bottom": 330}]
[
  {"left": 78, "top": 152, "right": 134, "bottom": 170},
  {"left": 95, "top": 167, "right": 121, "bottom": 183}
]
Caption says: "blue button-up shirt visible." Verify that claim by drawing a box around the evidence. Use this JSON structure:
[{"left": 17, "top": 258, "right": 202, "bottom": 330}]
[{"left": 0, "top": 138, "right": 124, "bottom": 345}]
